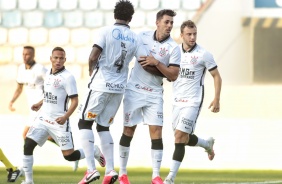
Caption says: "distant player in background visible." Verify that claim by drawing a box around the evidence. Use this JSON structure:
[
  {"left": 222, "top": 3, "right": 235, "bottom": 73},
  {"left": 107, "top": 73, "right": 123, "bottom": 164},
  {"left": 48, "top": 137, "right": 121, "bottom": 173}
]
[
  {"left": 163, "top": 20, "right": 222, "bottom": 184},
  {"left": 9, "top": 46, "right": 47, "bottom": 139},
  {"left": 21, "top": 47, "right": 104, "bottom": 184},
  {"left": 77, "top": 0, "right": 148, "bottom": 183},
  {"left": 0, "top": 148, "right": 22, "bottom": 182},
  {"left": 118, "top": 9, "right": 181, "bottom": 184}
]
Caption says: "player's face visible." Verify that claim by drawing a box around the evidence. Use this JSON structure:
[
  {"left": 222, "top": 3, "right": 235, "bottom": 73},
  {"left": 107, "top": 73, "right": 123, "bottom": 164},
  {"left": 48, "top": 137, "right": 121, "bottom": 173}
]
[
  {"left": 50, "top": 50, "right": 66, "bottom": 72},
  {"left": 156, "top": 15, "right": 174, "bottom": 38},
  {"left": 181, "top": 26, "right": 197, "bottom": 49},
  {"left": 22, "top": 48, "right": 35, "bottom": 65}
]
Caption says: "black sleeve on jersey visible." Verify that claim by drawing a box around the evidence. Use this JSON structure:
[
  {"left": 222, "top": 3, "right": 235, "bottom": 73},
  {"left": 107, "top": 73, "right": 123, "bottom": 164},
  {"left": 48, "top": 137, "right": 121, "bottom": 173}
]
[
  {"left": 208, "top": 66, "right": 218, "bottom": 72},
  {"left": 69, "top": 94, "right": 78, "bottom": 98},
  {"left": 93, "top": 44, "right": 103, "bottom": 52}
]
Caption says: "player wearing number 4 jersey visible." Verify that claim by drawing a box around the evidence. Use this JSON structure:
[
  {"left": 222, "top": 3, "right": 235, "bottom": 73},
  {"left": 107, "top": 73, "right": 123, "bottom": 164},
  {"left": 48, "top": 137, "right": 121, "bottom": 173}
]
[
  {"left": 163, "top": 20, "right": 222, "bottom": 184},
  {"left": 77, "top": 1, "right": 147, "bottom": 184},
  {"left": 118, "top": 9, "right": 181, "bottom": 184}
]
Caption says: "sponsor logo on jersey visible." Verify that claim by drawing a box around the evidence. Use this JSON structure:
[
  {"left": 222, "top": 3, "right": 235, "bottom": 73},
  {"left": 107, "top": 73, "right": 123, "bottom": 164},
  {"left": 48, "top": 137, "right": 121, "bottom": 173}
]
[
  {"left": 106, "top": 82, "right": 124, "bottom": 91},
  {"left": 159, "top": 47, "right": 168, "bottom": 57},
  {"left": 174, "top": 98, "right": 188, "bottom": 102},
  {"left": 179, "top": 68, "right": 195, "bottom": 79},
  {"left": 135, "top": 84, "right": 153, "bottom": 92},
  {"left": 181, "top": 117, "right": 193, "bottom": 126},
  {"left": 157, "top": 111, "right": 163, "bottom": 118},
  {"left": 44, "top": 92, "right": 58, "bottom": 104},
  {"left": 87, "top": 112, "right": 97, "bottom": 119},
  {"left": 57, "top": 135, "right": 70, "bottom": 143},
  {"left": 39, "top": 116, "right": 56, "bottom": 125},
  {"left": 112, "top": 28, "right": 135, "bottom": 43}
]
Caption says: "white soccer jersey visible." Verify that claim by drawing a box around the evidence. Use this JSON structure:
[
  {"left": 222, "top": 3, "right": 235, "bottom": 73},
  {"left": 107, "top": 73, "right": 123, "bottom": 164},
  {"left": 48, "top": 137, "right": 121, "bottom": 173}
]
[
  {"left": 41, "top": 67, "right": 78, "bottom": 120},
  {"left": 173, "top": 43, "right": 217, "bottom": 107},
  {"left": 16, "top": 62, "right": 47, "bottom": 108},
  {"left": 88, "top": 23, "right": 147, "bottom": 93},
  {"left": 126, "top": 30, "right": 181, "bottom": 97}
]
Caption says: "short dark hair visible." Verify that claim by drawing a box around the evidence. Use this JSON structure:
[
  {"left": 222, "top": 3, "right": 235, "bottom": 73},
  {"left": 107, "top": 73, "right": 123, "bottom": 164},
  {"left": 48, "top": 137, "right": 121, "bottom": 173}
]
[
  {"left": 52, "top": 47, "right": 65, "bottom": 54},
  {"left": 180, "top": 20, "right": 197, "bottom": 33},
  {"left": 114, "top": 0, "right": 134, "bottom": 22},
  {"left": 156, "top": 9, "right": 176, "bottom": 21},
  {"left": 24, "top": 46, "right": 35, "bottom": 53}
]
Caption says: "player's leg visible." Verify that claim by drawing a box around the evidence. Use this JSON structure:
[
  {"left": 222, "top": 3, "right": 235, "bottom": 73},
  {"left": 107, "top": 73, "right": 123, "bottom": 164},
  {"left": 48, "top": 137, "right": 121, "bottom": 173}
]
[
  {"left": 187, "top": 134, "right": 215, "bottom": 160},
  {"left": 98, "top": 93, "right": 123, "bottom": 184}
]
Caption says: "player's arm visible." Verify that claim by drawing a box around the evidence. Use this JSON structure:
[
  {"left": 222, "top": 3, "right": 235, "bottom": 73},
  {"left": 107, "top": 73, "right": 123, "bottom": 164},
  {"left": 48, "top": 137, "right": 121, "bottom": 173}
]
[
  {"left": 138, "top": 59, "right": 165, "bottom": 77},
  {"left": 139, "top": 54, "right": 180, "bottom": 81},
  {"left": 88, "top": 45, "right": 102, "bottom": 76},
  {"left": 31, "top": 100, "right": 43, "bottom": 111},
  {"left": 9, "top": 83, "right": 24, "bottom": 111},
  {"left": 208, "top": 68, "right": 222, "bottom": 113},
  {"left": 56, "top": 96, "right": 78, "bottom": 125}
]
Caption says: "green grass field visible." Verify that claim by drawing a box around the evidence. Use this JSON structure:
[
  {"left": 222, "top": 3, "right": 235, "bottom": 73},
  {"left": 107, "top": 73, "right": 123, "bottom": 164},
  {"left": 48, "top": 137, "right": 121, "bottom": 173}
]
[{"left": 1, "top": 167, "right": 282, "bottom": 184}]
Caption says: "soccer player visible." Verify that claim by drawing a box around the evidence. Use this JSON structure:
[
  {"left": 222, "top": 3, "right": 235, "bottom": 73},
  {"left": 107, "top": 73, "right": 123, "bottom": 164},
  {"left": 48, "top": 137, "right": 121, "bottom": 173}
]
[
  {"left": 163, "top": 20, "right": 222, "bottom": 184},
  {"left": 20, "top": 47, "right": 99, "bottom": 184},
  {"left": 77, "top": 1, "right": 147, "bottom": 184},
  {"left": 0, "top": 148, "right": 22, "bottom": 182},
  {"left": 118, "top": 9, "right": 181, "bottom": 184},
  {"left": 9, "top": 46, "right": 47, "bottom": 139}
]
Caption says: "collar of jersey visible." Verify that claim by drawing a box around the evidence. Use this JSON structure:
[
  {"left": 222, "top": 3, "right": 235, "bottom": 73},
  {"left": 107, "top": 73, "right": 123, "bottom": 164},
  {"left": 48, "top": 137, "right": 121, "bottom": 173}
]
[
  {"left": 50, "top": 66, "right": 65, "bottom": 75},
  {"left": 153, "top": 31, "right": 170, "bottom": 43},
  {"left": 182, "top": 43, "right": 197, "bottom": 53},
  {"left": 25, "top": 61, "right": 36, "bottom": 69},
  {"left": 114, "top": 23, "right": 130, "bottom": 28}
]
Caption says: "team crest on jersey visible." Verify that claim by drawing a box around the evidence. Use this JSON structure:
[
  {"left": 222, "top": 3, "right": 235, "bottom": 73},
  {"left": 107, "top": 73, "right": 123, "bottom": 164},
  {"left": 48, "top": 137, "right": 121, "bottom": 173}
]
[
  {"left": 159, "top": 47, "right": 168, "bottom": 57},
  {"left": 87, "top": 112, "right": 97, "bottom": 119},
  {"left": 53, "top": 78, "right": 61, "bottom": 88},
  {"left": 190, "top": 56, "right": 198, "bottom": 65}
]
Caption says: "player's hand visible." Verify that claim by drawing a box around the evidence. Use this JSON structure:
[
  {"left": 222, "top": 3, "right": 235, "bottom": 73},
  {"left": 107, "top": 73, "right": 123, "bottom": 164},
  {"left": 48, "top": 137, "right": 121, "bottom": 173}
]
[
  {"left": 55, "top": 116, "right": 67, "bottom": 125},
  {"left": 208, "top": 100, "right": 220, "bottom": 113},
  {"left": 8, "top": 102, "right": 15, "bottom": 111},
  {"left": 31, "top": 103, "right": 42, "bottom": 111},
  {"left": 139, "top": 54, "right": 159, "bottom": 67}
]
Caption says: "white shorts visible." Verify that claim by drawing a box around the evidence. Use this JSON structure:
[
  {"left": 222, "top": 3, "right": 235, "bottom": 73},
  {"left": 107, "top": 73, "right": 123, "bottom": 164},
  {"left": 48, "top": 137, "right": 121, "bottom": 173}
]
[
  {"left": 123, "top": 89, "right": 163, "bottom": 127},
  {"left": 26, "top": 115, "right": 74, "bottom": 150},
  {"left": 77, "top": 89, "right": 123, "bottom": 127},
  {"left": 172, "top": 105, "right": 201, "bottom": 134}
]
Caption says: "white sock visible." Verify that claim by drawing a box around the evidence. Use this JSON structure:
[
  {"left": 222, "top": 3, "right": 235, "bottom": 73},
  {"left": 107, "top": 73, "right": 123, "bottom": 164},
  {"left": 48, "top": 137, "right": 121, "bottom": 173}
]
[
  {"left": 119, "top": 145, "right": 130, "bottom": 176},
  {"left": 196, "top": 137, "right": 209, "bottom": 149},
  {"left": 98, "top": 131, "right": 114, "bottom": 174},
  {"left": 151, "top": 149, "right": 163, "bottom": 179},
  {"left": 22, "top": 155, "right": 33, "bottom": 182},
  {"left": 80, "top": 129, "right": 96, "bottom": 171},
  {"left": 167, "top": 160, "right": 181, "bottom": 181}
]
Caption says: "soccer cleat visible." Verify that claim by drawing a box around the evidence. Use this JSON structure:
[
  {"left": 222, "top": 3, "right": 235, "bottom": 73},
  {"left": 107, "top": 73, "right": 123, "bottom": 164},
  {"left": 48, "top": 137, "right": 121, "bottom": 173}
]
[
  {"left": 151, "top": 176, "right": 163, "bottom": 184},
  {"left": 118, "top": 174, "right": 130, "bottom": 184},
  {"left": 78, "top": 170, "right": 100, "bottom": 184},
  {"left": 7, "top": 168, "right": 22, "bottom": 182},
  {"left": 94, "top": 145, "right": 106, "bottom": 167},
  {"left": 102, "top": 170, "right": 118, "bottom": 184},
  {"left": 205, "top": 137, "right": 215, "bottom": 161},
  {"left": 163, "top": 177, "right": 174, "bottom": 184},
  {"left": 73, "top": 160, "right": 79, "bottom": 172},
  {"left": 21, "top": 181, "right": 34, "bottom": 184}
]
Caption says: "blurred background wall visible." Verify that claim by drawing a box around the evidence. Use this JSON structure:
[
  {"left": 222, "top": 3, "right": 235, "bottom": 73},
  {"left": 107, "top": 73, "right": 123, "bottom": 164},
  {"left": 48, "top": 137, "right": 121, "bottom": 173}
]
[{"left": 1, "top": 0, "right": 282, "bottom": 170}]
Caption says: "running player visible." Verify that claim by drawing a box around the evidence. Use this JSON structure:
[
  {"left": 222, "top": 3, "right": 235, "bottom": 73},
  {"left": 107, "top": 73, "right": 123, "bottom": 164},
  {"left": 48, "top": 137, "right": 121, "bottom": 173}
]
[
  {"left": 163, "top": 20, "right": 222, "bottom": 184},
  {"left": 20, "top": 47, "right": 97, "bottom": 184},
  {"left": 0, "top": 148, "right": 22, "bottom": 182},
  {"left": 118, "top": 9, "right": 181, "bottom": 184},
  {"left": 77, "top": 1, "right": 147, "bottom": 184}
]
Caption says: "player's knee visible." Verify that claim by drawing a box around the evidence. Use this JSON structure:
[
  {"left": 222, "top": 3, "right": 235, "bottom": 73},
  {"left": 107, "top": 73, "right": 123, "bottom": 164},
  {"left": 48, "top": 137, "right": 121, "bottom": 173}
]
[
  {"left": 64, "top": 150, "right": 80, "bottom": 161},
  {"left": 151, "top": 138, "right": 163, "bottom": 150},
  {"left": 120, "top": 133, "right": 133, "bottom": 147},
  {"left": 24, "top": 138, "right": 37, "bottom": 155},
  {"left": 78, "top": 119, "right": 93, "bottom": 130},
  {"left": 96, "top": 124, "right": 109, "bottom": 132}
]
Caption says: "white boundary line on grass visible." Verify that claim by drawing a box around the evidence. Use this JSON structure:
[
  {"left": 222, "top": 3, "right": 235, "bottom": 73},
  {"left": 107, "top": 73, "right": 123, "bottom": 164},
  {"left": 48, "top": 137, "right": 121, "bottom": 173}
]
[{"left": 214, "top": 181, "right": 282, "bottom": 184}]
